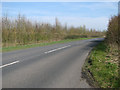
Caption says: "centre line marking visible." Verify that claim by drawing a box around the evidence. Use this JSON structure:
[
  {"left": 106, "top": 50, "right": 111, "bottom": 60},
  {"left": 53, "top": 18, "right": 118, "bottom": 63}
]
[
  {"left": 44, "top": 45, "right": 71, "bottom": 54},
  {"left": 0, "top": 61, "right": 19, "bottom": 68}
]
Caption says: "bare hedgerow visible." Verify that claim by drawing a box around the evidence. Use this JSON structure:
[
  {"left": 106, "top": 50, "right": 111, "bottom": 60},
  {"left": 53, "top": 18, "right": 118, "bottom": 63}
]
[
  {"left": 2, "top": 14, "right": 105, "bottom": 47},
  {"left": 106, "top": 15, "right": 119, "bottom": 51}
]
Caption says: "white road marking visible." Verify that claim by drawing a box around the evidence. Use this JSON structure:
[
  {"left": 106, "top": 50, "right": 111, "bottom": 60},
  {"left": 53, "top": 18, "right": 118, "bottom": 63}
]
[
  {"left": 44, "top": 45, "right": 71, "bottom": 54},
  {"left": 0, "top": 61, "right": 19, "bottom": 68}
]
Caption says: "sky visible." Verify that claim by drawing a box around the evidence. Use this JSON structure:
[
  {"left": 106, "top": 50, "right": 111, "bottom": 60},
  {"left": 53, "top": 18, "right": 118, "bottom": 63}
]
[{"left": 2, "top": 2, "right": 118, "bottom": 30}]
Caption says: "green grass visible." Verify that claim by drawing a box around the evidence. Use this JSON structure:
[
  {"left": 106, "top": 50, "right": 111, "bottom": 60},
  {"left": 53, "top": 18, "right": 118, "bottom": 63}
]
[
  {"left": 85, "top": 42, "right": 119, "bottom": 88},
  {"left": 2, "top": 38, "right": 91, "bottom": 52}
]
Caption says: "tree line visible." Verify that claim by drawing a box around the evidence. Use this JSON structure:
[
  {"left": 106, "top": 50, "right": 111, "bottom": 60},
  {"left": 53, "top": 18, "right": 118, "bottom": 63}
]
[{"left": 2, "top": 15, "right": 105, "bottom": 47}]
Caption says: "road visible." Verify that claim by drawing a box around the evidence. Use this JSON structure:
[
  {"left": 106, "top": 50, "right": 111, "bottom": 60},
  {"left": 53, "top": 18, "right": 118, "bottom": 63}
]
[{"left": 2, "top": 38, "right": 103, "bottom": 88}]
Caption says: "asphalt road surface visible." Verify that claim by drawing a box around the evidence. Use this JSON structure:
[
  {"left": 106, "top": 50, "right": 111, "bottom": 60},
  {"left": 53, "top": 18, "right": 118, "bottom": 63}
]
[{"left": 2, "top": 38, "right": 103, "bottom": 88}]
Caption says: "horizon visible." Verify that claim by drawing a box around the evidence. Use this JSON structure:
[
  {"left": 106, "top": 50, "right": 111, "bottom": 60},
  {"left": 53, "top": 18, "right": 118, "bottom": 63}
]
[{"left": 2, "top": 2, "right": 118, "bottom": 31}]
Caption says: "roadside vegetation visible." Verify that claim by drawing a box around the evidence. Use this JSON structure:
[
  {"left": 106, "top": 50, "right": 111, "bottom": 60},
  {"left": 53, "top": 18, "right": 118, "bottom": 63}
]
[
  {"left": 2, "top": 14, "right": 105, "bottom": 51},
  {"left": 2, "top": 37, "right": 90, "bottom": 52},
  {"left": 82, "top": 15, "right": 119, "bottom": 88}
]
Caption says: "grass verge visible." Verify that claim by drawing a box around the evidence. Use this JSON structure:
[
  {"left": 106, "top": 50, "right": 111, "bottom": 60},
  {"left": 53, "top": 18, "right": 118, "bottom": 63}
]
[
  {"left": 2, "top": 38, "right": 92, "bottom": 52},
  {"left": 82, "top": 42, "right": 119, "bottom": 88}
]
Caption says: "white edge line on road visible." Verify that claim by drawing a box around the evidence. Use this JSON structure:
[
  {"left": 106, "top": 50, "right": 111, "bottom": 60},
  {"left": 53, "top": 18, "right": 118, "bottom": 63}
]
[
  {"left": 44, "top": 45, "right": 71, "bottom": 54},
  {"left": 0, "top": 61, "right": 19, "bottom": 68}
]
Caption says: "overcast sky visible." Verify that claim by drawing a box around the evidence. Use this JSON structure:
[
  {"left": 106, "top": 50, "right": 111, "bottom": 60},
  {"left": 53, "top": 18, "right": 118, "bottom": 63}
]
[{"left": 2, "top": 2, "right": 118, "bottom": 30}]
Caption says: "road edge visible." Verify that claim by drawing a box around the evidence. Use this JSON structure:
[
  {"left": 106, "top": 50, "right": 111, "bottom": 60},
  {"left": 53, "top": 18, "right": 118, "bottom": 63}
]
[
  {"left": 81, "top": 45, "right": 100, "bottom": 88},
  {"left": 2, "top": 38, "right": 93, "bottom": 52}
]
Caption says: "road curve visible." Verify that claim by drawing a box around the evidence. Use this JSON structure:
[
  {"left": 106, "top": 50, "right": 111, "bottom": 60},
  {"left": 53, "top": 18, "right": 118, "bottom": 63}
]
[{"left": 2, "top": 38, "right": 103, "bottom": 88}]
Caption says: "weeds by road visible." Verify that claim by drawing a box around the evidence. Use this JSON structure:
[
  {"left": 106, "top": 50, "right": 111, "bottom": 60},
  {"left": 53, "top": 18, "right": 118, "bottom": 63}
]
[
  {"left": 2, "top": 37, "right": 92, "bottom": 52},
  {"left": 83, "top": 42, "right": 119, "bottom": 88}
]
